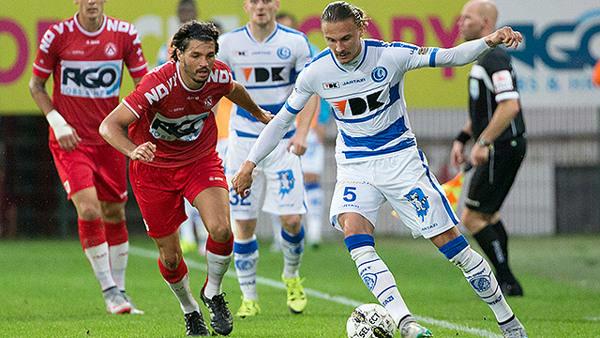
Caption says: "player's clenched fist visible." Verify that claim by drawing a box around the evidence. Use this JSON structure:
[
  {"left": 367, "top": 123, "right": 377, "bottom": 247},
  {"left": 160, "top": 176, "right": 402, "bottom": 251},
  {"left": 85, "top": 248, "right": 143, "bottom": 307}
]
[
  {"left": 232, "top": 160, "right": 256, "bottom": 197},
  {"left": 129, "top": 142, "right": 156, "bottom": 162},
  {"left": 485, "top": 26, "right": 523, "bottom": 49}
]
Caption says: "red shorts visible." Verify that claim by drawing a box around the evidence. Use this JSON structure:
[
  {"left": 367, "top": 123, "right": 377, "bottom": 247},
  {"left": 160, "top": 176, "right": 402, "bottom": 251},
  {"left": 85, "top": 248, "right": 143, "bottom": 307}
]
[
  {"left": 130, "top": 152, "right": 228, "bottom": 238},
  {"left": 49, "top": 141, "right": 127, "bottom": 202}
]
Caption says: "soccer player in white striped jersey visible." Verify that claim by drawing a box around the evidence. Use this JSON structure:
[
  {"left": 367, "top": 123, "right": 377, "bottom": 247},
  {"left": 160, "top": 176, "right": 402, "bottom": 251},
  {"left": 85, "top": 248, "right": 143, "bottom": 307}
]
[
  {"left": 233, "top": 2, "right": 528, "bottom": 337},
  {"left": 217, "top": 0, "right": 318, "bottom": 318}
]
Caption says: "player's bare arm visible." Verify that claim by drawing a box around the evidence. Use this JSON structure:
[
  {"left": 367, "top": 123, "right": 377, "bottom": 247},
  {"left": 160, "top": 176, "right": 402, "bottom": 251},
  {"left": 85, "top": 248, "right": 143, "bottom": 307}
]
[
  {"left": 29, "top": 74, "right": 81, "bottom": 151},
  {"left": 288, "top": 95, "right": 319, "bottom": 156},
  {"left": 225, "top": 81, "right": 273, "bottom": 124},
  {"left": 99, "top": 103, "right": 156, "bottom": 162},
  {"left": 470, "top": 99, "right": 520, "bottom": 166},
  {"left": 484, "top": 26, "right": 523, "bottom": 48}
]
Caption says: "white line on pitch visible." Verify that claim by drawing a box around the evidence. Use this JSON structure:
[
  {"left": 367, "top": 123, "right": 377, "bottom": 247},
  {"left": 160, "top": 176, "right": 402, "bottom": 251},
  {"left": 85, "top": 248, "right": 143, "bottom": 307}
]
[{"left": 130, "top": 246, "right": 501, "bottom": 338}]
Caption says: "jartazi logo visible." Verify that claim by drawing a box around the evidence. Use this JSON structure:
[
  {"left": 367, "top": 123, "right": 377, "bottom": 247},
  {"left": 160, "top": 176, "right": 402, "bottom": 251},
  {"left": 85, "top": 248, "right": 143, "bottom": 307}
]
[{"left": 208, "top": 176, "right": 224, "bottom": 181}]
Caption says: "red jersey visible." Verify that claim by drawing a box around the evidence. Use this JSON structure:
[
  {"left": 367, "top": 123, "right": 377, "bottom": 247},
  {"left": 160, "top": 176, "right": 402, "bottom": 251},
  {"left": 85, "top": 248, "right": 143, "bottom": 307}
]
[
  {"left": 33, "top": 14, "right": 148, "bottom": 145},
  {"left": 123, "top": 60, "right": 234, "bottom": 168}
]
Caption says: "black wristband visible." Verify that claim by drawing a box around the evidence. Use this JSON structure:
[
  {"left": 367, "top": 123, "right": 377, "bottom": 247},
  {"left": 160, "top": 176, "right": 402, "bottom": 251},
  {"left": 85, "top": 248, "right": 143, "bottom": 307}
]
[{"left": 454, "top": 131, "right": 471, "bottom": 144}]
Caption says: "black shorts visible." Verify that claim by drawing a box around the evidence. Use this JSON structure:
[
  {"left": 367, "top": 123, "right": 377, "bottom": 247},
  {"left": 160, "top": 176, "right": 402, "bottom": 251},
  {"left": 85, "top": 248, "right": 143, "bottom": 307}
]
[{"left": 465, "top": 136, "right": 526, "bottom": 214}]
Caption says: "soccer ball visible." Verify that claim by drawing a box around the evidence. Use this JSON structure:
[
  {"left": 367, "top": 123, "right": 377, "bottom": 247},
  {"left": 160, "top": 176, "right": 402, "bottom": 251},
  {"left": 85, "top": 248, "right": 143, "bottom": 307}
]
[{"left": 346, "top": 303, "right": 396, "bottom": 338}]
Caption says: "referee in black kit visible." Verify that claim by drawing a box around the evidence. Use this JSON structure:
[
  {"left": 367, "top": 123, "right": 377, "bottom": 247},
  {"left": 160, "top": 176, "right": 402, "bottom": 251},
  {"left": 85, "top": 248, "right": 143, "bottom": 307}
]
[{"left": 451, "top": 0, "right": 526, "bottom": 296}]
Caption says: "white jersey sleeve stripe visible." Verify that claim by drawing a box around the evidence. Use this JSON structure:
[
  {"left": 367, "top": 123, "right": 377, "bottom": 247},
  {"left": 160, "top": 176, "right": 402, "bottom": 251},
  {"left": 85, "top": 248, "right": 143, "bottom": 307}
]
[
  {"left": 33, "top": 63, "right": 52, "bottom": 73},
  {"left": 121, "top": 99, "right": 140, "bottom": 119}
]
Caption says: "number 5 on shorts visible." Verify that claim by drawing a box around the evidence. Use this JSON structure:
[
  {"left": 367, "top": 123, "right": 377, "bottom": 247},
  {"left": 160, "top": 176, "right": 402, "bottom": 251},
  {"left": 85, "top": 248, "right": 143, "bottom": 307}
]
[{"left": 343, "top": 186, "right": 357, "bottom": 202}]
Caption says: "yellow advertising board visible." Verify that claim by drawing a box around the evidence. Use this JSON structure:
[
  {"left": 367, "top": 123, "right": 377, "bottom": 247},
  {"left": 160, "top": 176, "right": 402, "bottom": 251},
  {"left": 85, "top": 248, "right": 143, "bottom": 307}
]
[{"left": 1, "top": 0, "right": 468, "bottom": 114}]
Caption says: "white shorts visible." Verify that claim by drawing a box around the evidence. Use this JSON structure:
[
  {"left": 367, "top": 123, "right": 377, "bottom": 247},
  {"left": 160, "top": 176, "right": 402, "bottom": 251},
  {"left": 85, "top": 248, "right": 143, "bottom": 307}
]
[
  {"left": 226, "top": 134, "right": 306, "bottom": 220},
  {"left": 329, "top": 147, "right": 459, "bottom": 239},
  {"left": 300, "top": 129, "right": 324, "bottom": 175}
]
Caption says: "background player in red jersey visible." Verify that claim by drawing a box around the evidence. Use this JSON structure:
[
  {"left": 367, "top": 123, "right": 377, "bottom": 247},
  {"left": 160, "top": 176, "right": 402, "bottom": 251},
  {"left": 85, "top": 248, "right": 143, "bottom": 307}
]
[
  {"left": 29, "top": 0, "right": 147, "bottom": 314},
  {"left": 100, "top": 21, "right": 271, "bottom": 336}
]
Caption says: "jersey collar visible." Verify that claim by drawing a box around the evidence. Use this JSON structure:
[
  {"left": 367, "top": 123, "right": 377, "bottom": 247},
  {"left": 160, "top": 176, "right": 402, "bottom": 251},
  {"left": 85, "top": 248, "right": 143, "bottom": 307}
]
[
  {"left": 244, "top": 23, "right": 278, "bottom": 44},
  {"left": 176, "top": 61, "right": 206, "bottom": 93},
  {"left": 331, "top": 39, "right": 366, "bottom": 73},
  {"left": 73, "top": 13, "right": 107, "bottom": 37}
]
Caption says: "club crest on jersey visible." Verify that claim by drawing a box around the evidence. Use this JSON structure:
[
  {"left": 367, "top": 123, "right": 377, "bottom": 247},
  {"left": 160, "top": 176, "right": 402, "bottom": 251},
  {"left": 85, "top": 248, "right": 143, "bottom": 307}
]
[
  {"left": 405, "top": 187, "right": 429, "bottom": 222},
  {"left": 204, "top": 95, "right": 213, "bottom": 107},
  {"left": 277, "top": 46, "right": 292, "bottom": 59},
  {"left": 276, "top": 169, "right": 295, "bottom": 198},
  {"left": 104, "top": 42, "right": 117, "bottom": 57},
  {"left": 371, "top": 66, "right": 388, "bottom": 82}
]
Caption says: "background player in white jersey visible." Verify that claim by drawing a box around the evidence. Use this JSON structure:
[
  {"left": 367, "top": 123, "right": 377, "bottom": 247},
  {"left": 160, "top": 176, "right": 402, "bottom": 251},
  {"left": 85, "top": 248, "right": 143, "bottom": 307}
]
[
  {"left": 233, "top": 2, "right": 528, "bottom": 337},
  {"left": 276, "top": 12, "right": 332, "bottom": 249},
  {"left": 218, "top": 0, "right": 317, "bottom": 318},
  {"left": 29, "top": 0, "right": 147, "bottom": 315}
]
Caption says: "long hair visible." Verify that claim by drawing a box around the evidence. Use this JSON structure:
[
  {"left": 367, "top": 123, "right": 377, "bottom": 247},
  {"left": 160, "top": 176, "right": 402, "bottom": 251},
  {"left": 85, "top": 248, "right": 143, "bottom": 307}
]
[
  {"left": 170, "top": 20, "right": 220, "bottom": 61},
  {"left": 321, "top": 1, "right": 369, "bottom": 30}
]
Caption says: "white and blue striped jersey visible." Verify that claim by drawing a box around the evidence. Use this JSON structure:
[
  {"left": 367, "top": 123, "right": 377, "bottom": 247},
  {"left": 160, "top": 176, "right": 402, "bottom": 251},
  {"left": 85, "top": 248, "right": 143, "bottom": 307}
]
[
  {"left": 284, "top": 39, "right": 487, "bottom": 164},
  {"left": 217, "top": 24, "right": 313, "bottom": 139}
]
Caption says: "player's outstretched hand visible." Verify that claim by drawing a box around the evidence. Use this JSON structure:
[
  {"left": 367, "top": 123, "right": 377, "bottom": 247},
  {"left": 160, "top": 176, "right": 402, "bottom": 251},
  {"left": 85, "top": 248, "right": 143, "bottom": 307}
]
[
  {"left": 232, "top": 160, "right": 256, "bottom": 197},
  {"left": 485, "top": 26, "right": 523, "bottom": 49},
  {"left": 129, "top": 142, "right": 156, "bottom": 162},
  {"left": 56, "top": 125, "right": 81, "bottom": 152}
]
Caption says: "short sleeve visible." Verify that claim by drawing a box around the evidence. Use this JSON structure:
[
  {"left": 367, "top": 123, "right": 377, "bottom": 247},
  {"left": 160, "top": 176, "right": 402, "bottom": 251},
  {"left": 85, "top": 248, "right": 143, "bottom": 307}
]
[
  {"left": 124, "top": 24, "right": 148, "bottom": 78},
  {"left": 121, "top": 71, "right": 160, "bottom": 119},
  {"left": 294, "top": 35, "right": 313, "bottom": 73},
  {"left": 32, "top": 27, "right": 60, "bottom": 78},
  {"left": 482, "top": 52, "right": 519, "bottom": 102}
]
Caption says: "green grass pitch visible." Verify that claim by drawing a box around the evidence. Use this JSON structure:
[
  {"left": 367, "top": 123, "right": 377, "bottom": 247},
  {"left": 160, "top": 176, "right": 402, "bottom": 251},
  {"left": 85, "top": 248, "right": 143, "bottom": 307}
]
[{"left": 1, "top": 235, "right": 599, "bottom": 337}]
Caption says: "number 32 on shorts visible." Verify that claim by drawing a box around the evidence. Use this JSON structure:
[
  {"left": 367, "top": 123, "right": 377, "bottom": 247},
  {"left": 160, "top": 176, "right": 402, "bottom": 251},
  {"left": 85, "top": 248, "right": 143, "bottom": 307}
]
[{"left": 229, "top": 187, "right": 251, "bottom": 206}]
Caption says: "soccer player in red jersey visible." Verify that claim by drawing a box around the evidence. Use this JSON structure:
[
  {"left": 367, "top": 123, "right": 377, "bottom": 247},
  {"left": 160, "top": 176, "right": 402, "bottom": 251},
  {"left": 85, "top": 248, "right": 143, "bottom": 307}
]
[
  {"left": 100, "top": 21, "right": 271, "bottom": 336},
  {"left": 29, "top": 0, "right": 147, "bottom": 315}
]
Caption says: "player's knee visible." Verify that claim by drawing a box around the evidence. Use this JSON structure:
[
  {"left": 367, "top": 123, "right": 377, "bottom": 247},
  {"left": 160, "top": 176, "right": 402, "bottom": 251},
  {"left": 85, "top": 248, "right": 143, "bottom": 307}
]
[
  {"left": 101, "top": 203, "right": 125, "bottom": 223},
  {"left": 77, "top": 203, "right": 102, "bottom": 221},
  {"left": 281, "top": 214, "right": 302, "bottom": 231},
  {"left": 161, "top": 251, "right": 182, "bottom": 270},
  {"left": 208, "top": 223, "right": 232, "bottom": 242}
]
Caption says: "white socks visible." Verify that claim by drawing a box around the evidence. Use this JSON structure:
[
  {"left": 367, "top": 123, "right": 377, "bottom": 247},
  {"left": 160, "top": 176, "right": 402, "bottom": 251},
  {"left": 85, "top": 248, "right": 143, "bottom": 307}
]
[
  {"left": 450, "top": 246, "right": 514, "bottom": 322},
  {"left": 350, "top": 245, "right": 411, "bottom": 326},
  {"left": 109, "top": 242, "right": 129, "bottom": 291},
  {"left": 167, "top": 274, "right": 200, "bottom": 314},
  {"left": 280, "top": 227, "right": 304, "bottom": 279},
  {"left": 234, "top": 236, "right": 259, "bottom": 300},
  {"left": 204, "top": 251, "right": 231, "bottom": 299},
  {"left": 84, "top": 242, "right": 117, "bottom": 291}
]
